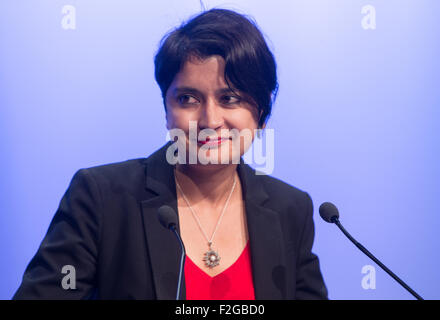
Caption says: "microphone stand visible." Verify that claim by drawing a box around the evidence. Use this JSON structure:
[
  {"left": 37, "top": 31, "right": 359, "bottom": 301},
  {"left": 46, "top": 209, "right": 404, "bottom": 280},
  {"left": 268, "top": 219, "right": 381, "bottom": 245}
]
[
  {"left": 332, "top": 216, "right": 424, "bottom": 300},
  {"left": 170, "top": 225, "right": 186, "bottom": 300}
]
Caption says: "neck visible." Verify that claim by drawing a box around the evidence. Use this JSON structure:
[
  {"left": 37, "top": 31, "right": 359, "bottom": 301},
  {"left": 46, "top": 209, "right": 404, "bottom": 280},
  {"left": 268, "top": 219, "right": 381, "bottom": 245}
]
[{"left": 174, "top": 163, "right": 238, "bottom": 207}]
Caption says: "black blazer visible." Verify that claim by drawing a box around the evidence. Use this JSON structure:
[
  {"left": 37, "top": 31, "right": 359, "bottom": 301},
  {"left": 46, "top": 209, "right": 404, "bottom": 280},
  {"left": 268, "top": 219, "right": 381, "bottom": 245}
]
[{"left": 13, "top": 141, "right": 328, "bottom": 300}]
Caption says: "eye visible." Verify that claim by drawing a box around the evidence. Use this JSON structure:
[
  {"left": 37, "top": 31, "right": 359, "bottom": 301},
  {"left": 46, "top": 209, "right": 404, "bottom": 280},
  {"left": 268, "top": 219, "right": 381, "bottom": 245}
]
[
  {"left": 221, "top": 95, "right": 241, "bottom": 105},
  {"left": 178, "top": 94, "right": 199, "bottom": 105}
]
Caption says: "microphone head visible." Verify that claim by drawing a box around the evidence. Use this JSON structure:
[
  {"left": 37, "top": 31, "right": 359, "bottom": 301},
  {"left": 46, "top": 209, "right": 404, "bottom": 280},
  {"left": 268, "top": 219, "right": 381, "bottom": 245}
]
[
  {"left": 158, "top": 205, "right": 178, "bottom": 230},
  {"left": 319, "top": 202, "right": 340, "bottom": 223}
]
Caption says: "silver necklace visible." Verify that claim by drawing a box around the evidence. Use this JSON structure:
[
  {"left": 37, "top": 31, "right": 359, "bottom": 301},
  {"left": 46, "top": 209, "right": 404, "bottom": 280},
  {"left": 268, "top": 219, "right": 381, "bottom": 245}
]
[{"left": 174, "top": 167, "right": 237, "bottom": 269}]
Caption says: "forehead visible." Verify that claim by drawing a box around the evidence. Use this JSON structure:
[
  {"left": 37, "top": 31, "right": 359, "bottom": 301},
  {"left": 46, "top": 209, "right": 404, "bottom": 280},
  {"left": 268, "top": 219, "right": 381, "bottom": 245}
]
[{"left": 171, "top": 55, "right": 227, "bottom": 88}]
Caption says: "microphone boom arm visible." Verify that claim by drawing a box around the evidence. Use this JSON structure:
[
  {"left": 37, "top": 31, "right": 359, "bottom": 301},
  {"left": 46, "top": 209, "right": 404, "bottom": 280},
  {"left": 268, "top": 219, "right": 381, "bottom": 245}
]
[
  {"left": 170, "top": 225, "right": 186, "bottom": 300},
  {"left": 332, "top": 217, "right": 424, "bottom": 300}
]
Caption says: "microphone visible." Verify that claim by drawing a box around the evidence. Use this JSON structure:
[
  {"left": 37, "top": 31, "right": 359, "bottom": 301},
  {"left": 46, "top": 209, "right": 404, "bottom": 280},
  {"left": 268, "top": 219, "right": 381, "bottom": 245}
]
[
  {"left": 157, "top": 205, "right": 186, "bottom": 300},
  {"left": 319, "top": 202, "right": 424, "bottom": 300}
]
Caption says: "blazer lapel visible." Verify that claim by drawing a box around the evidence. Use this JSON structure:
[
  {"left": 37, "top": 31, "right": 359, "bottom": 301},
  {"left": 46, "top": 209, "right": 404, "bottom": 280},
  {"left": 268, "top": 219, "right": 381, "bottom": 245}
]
[
  {"left": 237, "top": 163, "right": 287, "bottom": 299},
  {"left": 140, "top": 141, "right": 186, "bottom": 300},
  {"left": 141, "top": 141, "right": 286, "bottom": 300}
]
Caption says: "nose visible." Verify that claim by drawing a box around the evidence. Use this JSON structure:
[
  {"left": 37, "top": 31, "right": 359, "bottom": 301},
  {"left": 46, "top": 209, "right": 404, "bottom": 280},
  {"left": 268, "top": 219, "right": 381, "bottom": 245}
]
[{"left": 197, "top": 98, "right": 224, "bottom": 131}]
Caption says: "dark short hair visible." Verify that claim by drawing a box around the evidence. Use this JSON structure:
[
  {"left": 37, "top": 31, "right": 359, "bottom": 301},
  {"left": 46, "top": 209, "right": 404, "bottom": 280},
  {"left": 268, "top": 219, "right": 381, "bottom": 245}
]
[{"left": 154, "top": 8, "right": 278, "bottom": 128}]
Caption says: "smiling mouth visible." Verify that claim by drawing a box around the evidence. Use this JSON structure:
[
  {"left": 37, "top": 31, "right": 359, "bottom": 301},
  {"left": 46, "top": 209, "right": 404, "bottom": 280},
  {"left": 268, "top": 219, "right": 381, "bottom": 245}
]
[{"left": 197, "top": 137, "right": 230, "bottom": 146}]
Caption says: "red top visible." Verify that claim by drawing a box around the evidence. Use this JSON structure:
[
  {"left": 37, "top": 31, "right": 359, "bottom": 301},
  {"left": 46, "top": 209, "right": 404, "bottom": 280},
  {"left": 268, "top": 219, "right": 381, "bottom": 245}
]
[{"left": 184, "top": 241, "right": 255, "bottom": 300}]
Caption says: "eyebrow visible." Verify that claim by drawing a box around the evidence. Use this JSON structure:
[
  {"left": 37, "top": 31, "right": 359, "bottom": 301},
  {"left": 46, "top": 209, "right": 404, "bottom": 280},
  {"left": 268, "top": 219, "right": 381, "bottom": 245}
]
[{"left": 172, "top": 86, "right": 238, "bottom": 96}]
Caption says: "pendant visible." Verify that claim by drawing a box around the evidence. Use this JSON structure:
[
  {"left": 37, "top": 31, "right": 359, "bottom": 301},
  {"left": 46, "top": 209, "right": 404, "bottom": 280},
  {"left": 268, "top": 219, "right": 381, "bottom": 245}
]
[{"left": 203, "top": 245, "right": 221, "bottom": 268}]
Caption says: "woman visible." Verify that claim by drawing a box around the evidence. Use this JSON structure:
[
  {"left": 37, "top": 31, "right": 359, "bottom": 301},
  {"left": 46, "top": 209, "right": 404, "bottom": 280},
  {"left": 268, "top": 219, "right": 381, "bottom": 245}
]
[{"left": 13, "top": 8, "right": 328, "bottom": 300}]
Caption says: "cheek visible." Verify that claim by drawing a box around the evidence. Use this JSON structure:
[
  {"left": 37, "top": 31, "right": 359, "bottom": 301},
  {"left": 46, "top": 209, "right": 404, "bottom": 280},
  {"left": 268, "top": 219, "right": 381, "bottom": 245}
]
[
  {"left": 232, "top": 114, "right": 259, "bottom": 133},
  {"left": 165, "top": 97, "right": 184, "bottom": 128},
  {"left": 166, "top": 110, "right": 187, "bottom": 129},
  {"left": 230, "top": 106, "right": 259, "bottom": 126},
  {"left": 165, "top": 113, "right": 174, "bottom": 130}
]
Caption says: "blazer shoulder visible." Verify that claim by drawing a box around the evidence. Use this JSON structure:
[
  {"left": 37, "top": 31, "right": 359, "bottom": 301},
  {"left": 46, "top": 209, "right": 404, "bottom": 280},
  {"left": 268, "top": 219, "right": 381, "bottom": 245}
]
[
  {"left": 76, "top": 142, "right": 166, "bottom": 184},
  {"left": 78, "top": 158, "right": 147, "bottom": 179},
  {"left": 250, "top": 170, "right": 314, "bottom": 228},
  {"left": 256, "top": 172, "right": 311, "bottom": 205},
  {"left": 72, "top": 158, "right": 148, "bottom": 197}
]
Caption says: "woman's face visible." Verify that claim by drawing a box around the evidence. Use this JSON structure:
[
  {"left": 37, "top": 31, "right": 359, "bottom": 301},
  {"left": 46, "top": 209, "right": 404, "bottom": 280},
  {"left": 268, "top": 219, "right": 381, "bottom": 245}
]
[{"left": 165, "top": 55, "right": 264, "bottom": 167}]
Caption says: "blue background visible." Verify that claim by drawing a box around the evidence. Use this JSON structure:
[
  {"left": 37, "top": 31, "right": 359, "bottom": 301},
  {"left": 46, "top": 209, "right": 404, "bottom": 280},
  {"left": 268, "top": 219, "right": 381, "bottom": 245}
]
[{"left": 1, "top": 0, "right": 438, "bottom": 299}]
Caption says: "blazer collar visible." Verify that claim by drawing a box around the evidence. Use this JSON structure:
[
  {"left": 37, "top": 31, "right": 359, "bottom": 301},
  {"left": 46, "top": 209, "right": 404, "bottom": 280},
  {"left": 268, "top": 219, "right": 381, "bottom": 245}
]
[{"left": 140, "top": 141, "right": 286, "bottom": 299}]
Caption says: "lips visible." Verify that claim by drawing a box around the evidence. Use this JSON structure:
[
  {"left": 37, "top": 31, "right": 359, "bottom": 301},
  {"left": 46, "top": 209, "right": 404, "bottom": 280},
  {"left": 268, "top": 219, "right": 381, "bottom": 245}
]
[{"left": 198, "top": 137, "right": 230, "bottom": 145}]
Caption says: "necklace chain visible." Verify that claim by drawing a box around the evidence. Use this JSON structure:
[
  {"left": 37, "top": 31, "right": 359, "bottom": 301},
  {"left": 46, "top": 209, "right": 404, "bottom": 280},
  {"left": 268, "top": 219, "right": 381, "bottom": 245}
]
[{"left": 174, "top": 166, "right": 237, "bottom": 248}]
